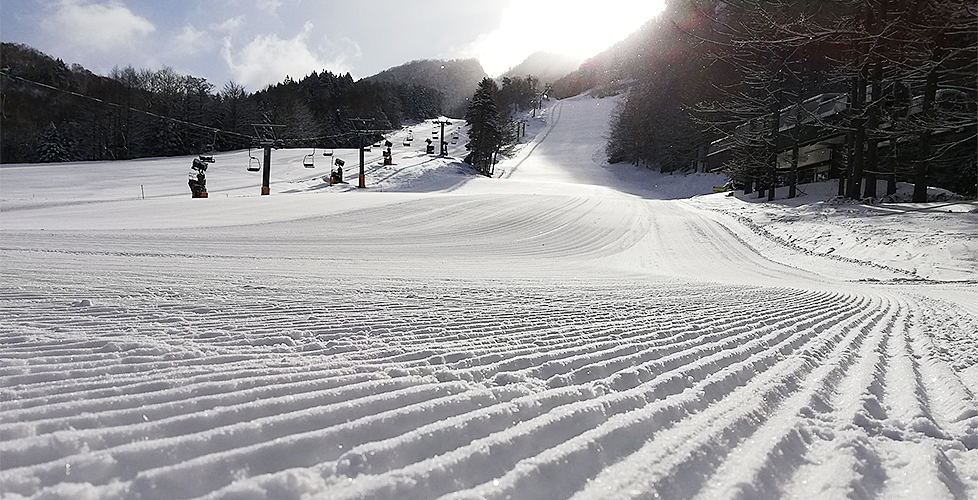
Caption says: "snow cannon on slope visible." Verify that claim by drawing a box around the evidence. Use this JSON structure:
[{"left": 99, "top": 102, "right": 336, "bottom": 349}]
[
  {"left": 189, "top": 155, "right": 214, "bottom": 198},
  {"left": 329, "top": 158, "right": 347, "bottom": 185}
]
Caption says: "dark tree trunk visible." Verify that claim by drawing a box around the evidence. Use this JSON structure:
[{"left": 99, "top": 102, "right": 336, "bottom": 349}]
[
  {"left": 844, "top": 77, "right": 857, "bottom": 197},
  {"left": 768, "top": 79, "right": 782, "bottom": 202},
  {"left": 789, "top": 82, "right": 802, "bottom": 199},
  {"left": 913, "top": 132, "right": 930, "bottom": 202},
  {"left": 789, "top": 139, "right": 798, "bottom": 199},
  {"left": 887, "top": 152, "right": 898, "bottom": 196},
  {"left": 913, "top": 53, "right": 940, "bottom": 203},
  {"left": 849, "top": 117, "right": 866, "bottom": 199},
  {"left": 847, "top": 72, "right": 866, "bottom": 199},
  {"left": 831, "top": 143, "right": 846, "bottom": 197},
  {"left": 864, "top": 62, "right": 882, "bottom": 199}
]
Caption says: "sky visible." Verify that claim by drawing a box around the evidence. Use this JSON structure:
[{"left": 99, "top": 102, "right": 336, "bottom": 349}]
[{"left": 1, "top": 0, "right": 667, "bottom": 92}]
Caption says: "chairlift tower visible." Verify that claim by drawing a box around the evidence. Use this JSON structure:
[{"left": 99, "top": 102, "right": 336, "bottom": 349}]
[
  {"left": 350, "top": 118, "right": 388, "bottom": 188},
  {"left": 251, "top": 124, "right": 286, "bottom": 195},
  {"left": 350, "top": 119, "right": 369, "bottom": 188},
  {"left": 433, "top": 119, "right": 452, "bottom": 156}
]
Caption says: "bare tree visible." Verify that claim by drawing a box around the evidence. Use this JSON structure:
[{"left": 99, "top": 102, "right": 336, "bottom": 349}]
[{"left": 694, "top": 0, "right": 976, "bottom": 200}]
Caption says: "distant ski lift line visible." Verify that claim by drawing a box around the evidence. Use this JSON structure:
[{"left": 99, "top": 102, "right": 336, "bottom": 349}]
[
  {"left": 0, "top": 70, "right": 257, "bottom": 145},
  {"left": 1, "top": 72, "right": 397, "bottom": 151},
  {"left": 251, "top": 123, "right": 286, "bottom": 145}
]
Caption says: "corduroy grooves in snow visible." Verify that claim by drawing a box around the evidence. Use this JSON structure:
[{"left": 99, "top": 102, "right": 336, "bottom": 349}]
[{"left": 1, "top": 94, "right": 977, "bottom": 500}]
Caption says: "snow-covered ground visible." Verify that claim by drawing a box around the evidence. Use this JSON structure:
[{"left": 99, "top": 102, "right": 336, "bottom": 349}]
[{"left": 1, "top": 94, "right": 976, "bottom": 500}]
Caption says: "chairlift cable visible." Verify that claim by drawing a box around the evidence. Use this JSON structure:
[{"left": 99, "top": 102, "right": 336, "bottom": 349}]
[
  {"left": 0, "top": 70, "right": 258, "bottom": 143},
  {"left": 1, "top": 70, "right": 395, "bottom": 151}
]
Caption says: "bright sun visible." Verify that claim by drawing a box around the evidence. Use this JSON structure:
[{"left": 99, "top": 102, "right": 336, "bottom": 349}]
[{"left": 470, "top": 0, "right": 668, "bottom": 76}]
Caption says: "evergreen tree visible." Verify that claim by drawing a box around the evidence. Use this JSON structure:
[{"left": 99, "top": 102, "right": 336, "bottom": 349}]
[
  {"left": 38, "top": 122, "right": 73, "bottom": 162},
  {"left": 464, "top": 78, "right": 504, "bottom": 176},
  {"left": 602, "top": 1, "right": 730, "bottom": 174}
]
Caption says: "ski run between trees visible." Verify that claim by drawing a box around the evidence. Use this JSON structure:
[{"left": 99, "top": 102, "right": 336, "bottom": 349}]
[{"left": 1, "top": 94, "right": 976, "bottom": 500}]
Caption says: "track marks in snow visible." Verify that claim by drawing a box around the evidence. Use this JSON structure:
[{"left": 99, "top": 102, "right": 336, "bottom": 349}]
[{"left": 2, "top": 269, "right": 976, "bottom": 499}]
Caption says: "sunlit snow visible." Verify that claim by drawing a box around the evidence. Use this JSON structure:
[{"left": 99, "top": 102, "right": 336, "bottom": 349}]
[{"left": 1, "top": 94, "right": 976, "bottom": 500}]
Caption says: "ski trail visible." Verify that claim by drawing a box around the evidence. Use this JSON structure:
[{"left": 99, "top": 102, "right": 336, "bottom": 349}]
[{"left": 3, "top": 94, "right": 975, "bottom": 500}]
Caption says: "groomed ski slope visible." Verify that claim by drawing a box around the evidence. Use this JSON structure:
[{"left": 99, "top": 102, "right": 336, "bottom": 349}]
[{"left": 1, "top": 94, "right": 976, "bottom": 500}]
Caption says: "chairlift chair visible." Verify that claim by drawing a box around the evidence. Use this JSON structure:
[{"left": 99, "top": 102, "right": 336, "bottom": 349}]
[
  {"left": 303, "top": 148, "right": 316, "bottom": 168},
  {"left": 323, "top": 149, "right": 333, "bottom": 157},
  {"left": 203, "top": 129, "right": 219, "bottom": 154},
  {"left": 247, "top": 148, "right": 261, "bottom": 171}
]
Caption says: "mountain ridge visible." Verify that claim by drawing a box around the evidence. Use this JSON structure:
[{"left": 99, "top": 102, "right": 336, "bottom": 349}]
[{"left": 365, "top": 58, "right": 487, "bottom": 118}]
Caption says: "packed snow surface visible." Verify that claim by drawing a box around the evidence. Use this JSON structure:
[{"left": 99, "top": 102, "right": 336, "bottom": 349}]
[{"left": 2, "top": 94, "right": 977, "bottom": 500}]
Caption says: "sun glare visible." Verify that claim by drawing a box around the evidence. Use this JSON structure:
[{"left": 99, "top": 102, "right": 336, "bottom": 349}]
[{"left": 470, "top": 0, "right": 667, "bottom": 76}]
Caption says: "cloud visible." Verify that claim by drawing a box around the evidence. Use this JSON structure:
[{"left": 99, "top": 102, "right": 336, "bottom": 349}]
[
  {"left": 256, "top": 0, "right": 283, "bottom": 15},
  {"left": 44, "top": 0, "right": 155, "bottom": 51},
  {"left": 462, "top": 0, "right": 665, "bottom": 76},
  {"left": 210, "top": 16, "right": 244, "bottom": 34},
  {"left": 173, "top": 26, "right": 212, "bottom": 55},
  {"left": 221, "top": 22, "right": 358, "bottom": 89}
]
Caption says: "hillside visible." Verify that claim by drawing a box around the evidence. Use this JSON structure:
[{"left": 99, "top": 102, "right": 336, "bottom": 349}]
[
  {"left": 0, "top": 43, "right": 445, "bottom": 164},
  {"left": 547, "top": 5, "right": 728, "bottom": 102},
  {"left": 365, "top": 58, "right": 487, "bottom": 118},
  {"left": 499, "top": 51, "right": 583, "bottom": 84}
]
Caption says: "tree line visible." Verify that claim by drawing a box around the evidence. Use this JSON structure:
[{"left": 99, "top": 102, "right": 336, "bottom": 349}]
[
  {"left": 0, "top": 43, "right": 446, "bottom": 164},
  {"left": 590, "top": 0, "right": 976, "bottom": 199},
  {"left": 365, "top": 58, "right": 487, "bottom": 118}
]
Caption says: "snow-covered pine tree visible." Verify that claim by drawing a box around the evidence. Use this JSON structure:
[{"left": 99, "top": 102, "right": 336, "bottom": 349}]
[
  {"left": 38, "top": 122, "right": 73, "bottom": 162},
  {"left": 465, "top": 77, "right": 504, "bottom": 176}
]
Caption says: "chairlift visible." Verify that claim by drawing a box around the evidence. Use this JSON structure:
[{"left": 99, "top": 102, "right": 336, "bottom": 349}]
[
  {"left": 303, "top": 148, "right": 316, "bottom": 168},
  {"left": 204, "top": 129, "right": 218, "bottom": 153},
  {"left": 247, "top": 148, "right": 261, "bottom": 171},
  {"left": 322, "top": 149, "right": 333, "bottom": 157}
]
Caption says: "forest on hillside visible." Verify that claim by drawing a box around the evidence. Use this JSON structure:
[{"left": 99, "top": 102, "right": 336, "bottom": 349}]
[
  {"left": 0, "top": 43, "right": 446, "bottom": 164},
  {"left": 365, "top": 58, "right": 488, "bottom": 118},
  {"left": 564, "top": 0, "right": 976, "bottom": 198}
]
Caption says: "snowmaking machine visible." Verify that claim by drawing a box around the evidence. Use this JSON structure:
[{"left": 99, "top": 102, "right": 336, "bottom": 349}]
[{"left": 189, "top": 155, "right": 214, "bottom": 198}]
